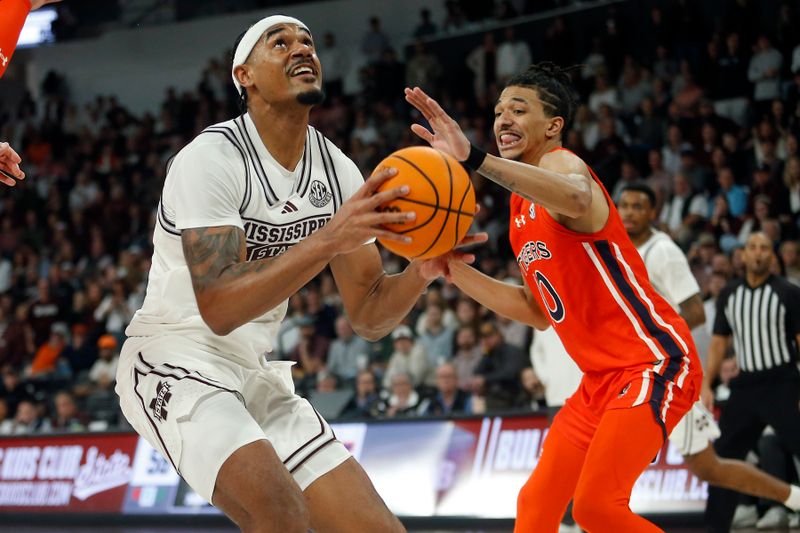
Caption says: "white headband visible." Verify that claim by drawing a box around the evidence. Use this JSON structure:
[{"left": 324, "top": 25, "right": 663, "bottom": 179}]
[{"left": 231, "top": 15, "right": 310, "bottom": 95}]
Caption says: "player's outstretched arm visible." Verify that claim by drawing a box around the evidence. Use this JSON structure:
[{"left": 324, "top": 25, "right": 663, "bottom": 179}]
[
  {"left": 182, "top": 168, "right": 413, "bottom": 336},
  {"left": 0, "top": 142, "right": 24, "bottom": 185},
  {"left": 405, "top": 87, "right": 595, "bottom": 220},
  {"left": 447, "top": 260, "right": 550, "bottom": 330}
]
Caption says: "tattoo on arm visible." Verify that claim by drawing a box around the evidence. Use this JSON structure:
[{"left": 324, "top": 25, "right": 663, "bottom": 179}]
[
  {"left": 181, "top": 226, "right": 267, "bottom": 293},
  {"left": 479, "top": 167, "right": 534, "bottom": 201}
]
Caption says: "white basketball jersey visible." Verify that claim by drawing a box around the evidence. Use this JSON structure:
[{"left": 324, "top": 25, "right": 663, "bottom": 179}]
[{"left": 127, "top": 113, "right": 364, "bottom": 365}]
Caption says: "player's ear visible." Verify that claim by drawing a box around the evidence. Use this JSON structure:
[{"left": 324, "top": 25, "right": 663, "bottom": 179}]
[
  {"left": 546, "top": 116, "right": 564, "bottom": 139},
  {"left": 234, "top": 64, "right": 253, "bottom": 90}
]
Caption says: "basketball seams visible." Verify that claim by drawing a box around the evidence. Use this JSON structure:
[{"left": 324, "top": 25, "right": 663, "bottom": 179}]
[
  {"left": 453, "top": 167, "right": 474, "bottom": 248},
  {"left": 377, "top": 147, "right": 475, "bottom": 259},
  {"left": 412, "top": 153, "right": 454, "bottom": 259}
]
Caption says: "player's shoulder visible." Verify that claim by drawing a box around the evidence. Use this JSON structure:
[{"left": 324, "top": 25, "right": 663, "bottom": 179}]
[
  {"left": 538, "top": 148, "right": 590, "bottom": 177},
  {"left": 178, "top": 118, "right": 244, "bottom": 159}
]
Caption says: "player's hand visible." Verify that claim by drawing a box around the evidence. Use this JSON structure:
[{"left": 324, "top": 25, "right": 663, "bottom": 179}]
[
  {"left": 0, "top": 142, "right": 24, "bottom": 186},
  {"left": 700, "top": 382, "right": 714, "bottom": 412},
  {"left": 405, "top": 87, "right": 471, "bottom": 162},
  {"left": 319, "top": 166, "right": 415, "bottom": 256},
  {"left": 416, "top": 232, "right": 488, "bottom": 282},
  {"left": 30, "top": 0, "right": 62, "bottom": 10}
]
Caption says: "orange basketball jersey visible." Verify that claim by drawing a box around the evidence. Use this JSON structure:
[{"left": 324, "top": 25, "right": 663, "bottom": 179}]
[{"left": 509, "top": 149, "right": 701, "bottom": 410}]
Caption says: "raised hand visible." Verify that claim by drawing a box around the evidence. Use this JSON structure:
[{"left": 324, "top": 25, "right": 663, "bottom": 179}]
[
  {"left": 319, "top": 166, "right": 416, "bottom": 255},
  {"left": 404, "top": 87, "right": 471, "bottom": 162},
  {"left": 417, "top": 232, "right": 489, "bottom": 282},
  {"left": 0, "top": 142, "right": 24, "bottom": 186}
]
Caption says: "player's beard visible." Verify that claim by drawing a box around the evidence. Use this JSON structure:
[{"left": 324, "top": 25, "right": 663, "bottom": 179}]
[{"left": 297, "top": 88, "right": 325, "bottom": 106}]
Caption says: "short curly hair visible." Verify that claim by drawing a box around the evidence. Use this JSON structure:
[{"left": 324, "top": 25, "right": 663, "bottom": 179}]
[{"left": 505, "top": 61, "right": 580, "bottom": 135}]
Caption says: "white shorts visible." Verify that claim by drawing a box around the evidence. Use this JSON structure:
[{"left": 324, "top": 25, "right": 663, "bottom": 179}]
[
  {"left": 115, "top": 335, "right": 350, "bottom": 503},
  {"left": 668, "top": 401, "right": 721, "bottom": 456}
]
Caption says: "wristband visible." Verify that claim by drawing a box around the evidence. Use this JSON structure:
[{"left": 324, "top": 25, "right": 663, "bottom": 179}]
[{"left": 463, "top": 144, "right": 487, "bottom": 171}]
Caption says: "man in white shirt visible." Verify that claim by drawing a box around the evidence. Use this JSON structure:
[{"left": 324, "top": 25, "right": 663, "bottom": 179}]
[
  {"left": 496, "top": 26, "right": 531, "bottom": 83},
  {"left": 619, "top": 183, "right": 800, "bottom": 515},
  {"left": 115, "top": 15, "right": 482, "bottom": 533}
]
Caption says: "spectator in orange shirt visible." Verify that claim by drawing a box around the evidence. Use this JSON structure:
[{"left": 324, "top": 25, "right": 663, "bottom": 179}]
[{"left": 28, "top": 322, "right": 68, "bottom": 376}]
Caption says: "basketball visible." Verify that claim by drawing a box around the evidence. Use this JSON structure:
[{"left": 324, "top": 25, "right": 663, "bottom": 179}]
[{"left": 374, "top": 146, "right": 476, "bottom": 260}]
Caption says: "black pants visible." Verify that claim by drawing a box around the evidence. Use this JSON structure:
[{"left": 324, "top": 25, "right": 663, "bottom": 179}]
[{"left": 705, "top": 373, "right": 800, "bottom": 532}]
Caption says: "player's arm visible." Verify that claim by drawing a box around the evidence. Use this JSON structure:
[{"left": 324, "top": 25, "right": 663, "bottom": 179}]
[
  {"left": 678, "top": 294, "right": 706, "bottom": 330},
  {"left": 701, "top": 285, "right": 734, "bottom": 409},
  {"left": 329, "top": 245, "right": 429, "bottom": 341},
  {"left": 405, "top": 87, "right": 607, "bottom": 232},
  {"left": 182, "top": 170, "right": 413, "bottom": 336},
  {"left": 0, "top": 0, "right": 61, "bottom": 78},
  {"left": 447, "top": 260, "right": 550, "bottom": 330}
]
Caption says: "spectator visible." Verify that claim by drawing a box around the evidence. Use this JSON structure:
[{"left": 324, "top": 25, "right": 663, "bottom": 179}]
[
  {"left": 360, "top": 16, "right": 391, "bottom": 65},
  {"left": 60, "top": 323, "right": 97, "bottom": 377},
  {"left": 28, "top": 322, "right": 68, "bottom": 377},
  {"left": 383, "top": 325, "right": 429, "bottom": 388},
  {"left": 418, "top": 363, "right": 471, "bottom": 416},
  {"left": 29, "top": 279, "right": 62, "bottom": 346},
  {"left": 472, "top": 323, "right": 528, "bottom": 410},
  {"left": 748, "top": 35, "right": 783, "bottom": 117},
  {"left": 660, "top": 173, "right": 709, "bottom": 248},
  {"left": 418, "top": 303, "right": 454, "bottom": 367},
  {"left": 385, "top": 372, "right": 420, "bottom": 418},
  {"left": 327, "top": 316, "right": 370, "bottom": 382},
  {"left": 451, "top": 325, "right": 481, "bottom": 391},
  {"left": 317, "top": 33, "right": 348, "bottom": 99},
  {"left": 405, "top": 41, "right": 443, "bottom": 97},
  {"left": 50, "top": 390, "right": 87, "bottom": 432},
  {"left": 496, "top": 26, "right": 531, "bottom": 83},
  {"left": 466, "top": 33, "right": 497, "bottom": 100},
  {"left": 588, "top": 73, "right": 619, "bottom": 114},
  {"left": 0, "top": 399, "right": 50, "bottom": 435},
  {"left": 515, "top": 367, "right": 545, "bottom": 411},
  {"left": 93, "top": 279, "right": 134, "bottom": 342},
  {"left": 779, "top": 240, "right": 800, "bottom": 286},
  {"left": 305, "top": 285, "right": 337, "bottom": 339},
  {"left": 0, "top": 303, "right": 35, "bottom": 369},
  {"left": 341, "top": 370, "right": 382, "bottom": 419},
  {"left": 288, "top": 315, "right": 330, "bottom": 384},
  {"left": 783, "top": 155, "right": 800, "bottom": 218},
  {"left": 715, "top": 166, "right": 749, "bottom": 217},
  {"left": 412, "top": 8, "right": 437, "bottom": 39},
  {"left": 87, "top": 334, "right": 118, "bottom": 391}
]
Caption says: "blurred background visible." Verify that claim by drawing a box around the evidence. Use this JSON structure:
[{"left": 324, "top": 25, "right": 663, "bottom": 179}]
[{"left": 0, "top": 0, "right": 799, "bottom": 531}]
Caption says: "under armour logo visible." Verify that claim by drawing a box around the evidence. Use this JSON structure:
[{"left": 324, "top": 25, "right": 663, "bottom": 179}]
[
  {"left": 515, "top": 215, "right": 526, "bottom": 228},
  {"left": 149, "top": 381, "right": 172, "bottom": 421},
  {"left": 0, "top": 50, "right": 8, "bottom": 67},
  {"left": 618, "top": 382, "right": 631, "bottom": 398}
]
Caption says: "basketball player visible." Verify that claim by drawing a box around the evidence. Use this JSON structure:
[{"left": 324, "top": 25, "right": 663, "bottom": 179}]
[
  {"left": 115, "top": 16, "right": 480, "bottom": 533},
  {"left": 618, "top": 184, "right": 800, "bottom": 512},
  {"left": 407, "top": 63, "right": 701, "bottom": 532}
]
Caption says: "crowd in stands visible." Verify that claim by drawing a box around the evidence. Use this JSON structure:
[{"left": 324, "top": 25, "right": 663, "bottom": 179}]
[{"left": 0, "top": 0, "right": 798, "bottom": 434}]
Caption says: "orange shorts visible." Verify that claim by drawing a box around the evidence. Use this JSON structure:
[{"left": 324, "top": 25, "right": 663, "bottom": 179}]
[{"left": 554, "top": 367, "right": 698, "bottom": 451}]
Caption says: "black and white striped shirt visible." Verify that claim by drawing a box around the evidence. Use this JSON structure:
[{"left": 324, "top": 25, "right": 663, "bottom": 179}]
[{"left": 713, "top": 275, "right": 800, "bottom": 375}]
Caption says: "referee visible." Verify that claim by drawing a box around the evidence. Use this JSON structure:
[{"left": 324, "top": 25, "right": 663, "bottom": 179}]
[{"left": 703, "top": 232, "right": 800, "bottom": 531}]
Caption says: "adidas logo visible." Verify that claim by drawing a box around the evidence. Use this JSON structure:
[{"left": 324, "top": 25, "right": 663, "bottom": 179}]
[{"left": 281, "top": 201, "right": 299, "bottom": 214}]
